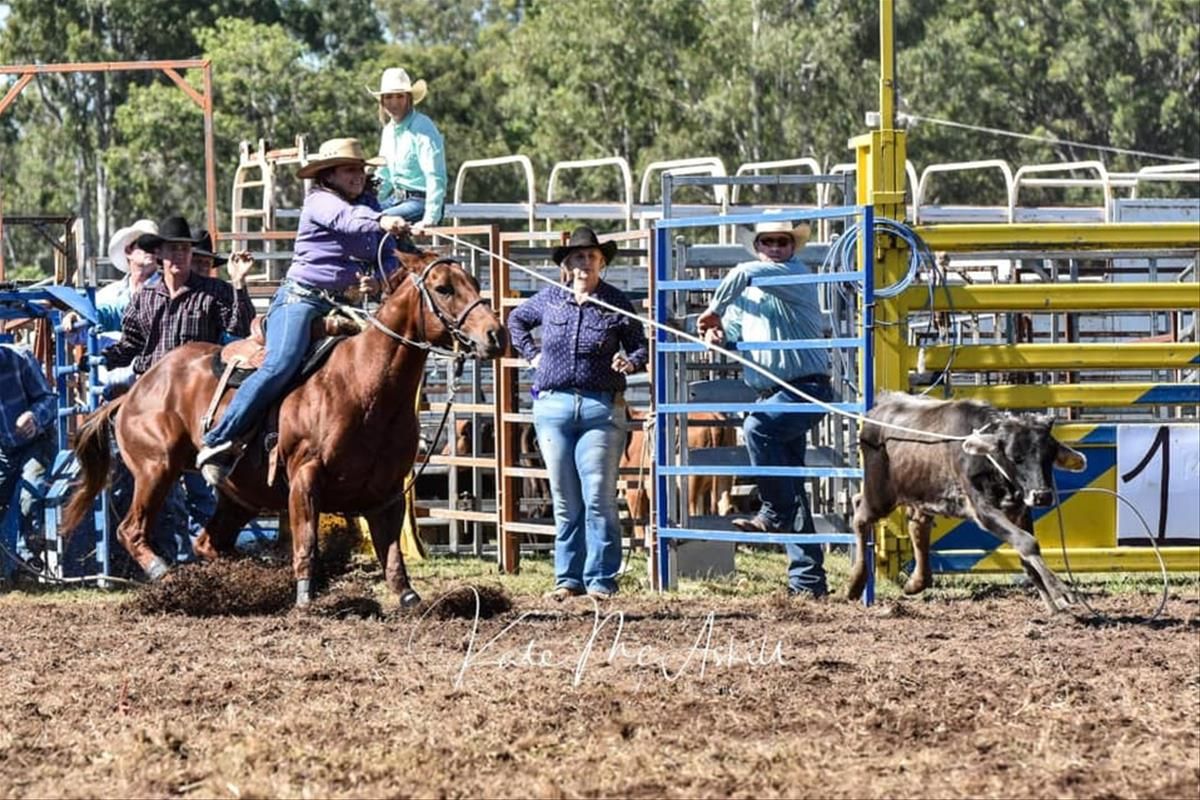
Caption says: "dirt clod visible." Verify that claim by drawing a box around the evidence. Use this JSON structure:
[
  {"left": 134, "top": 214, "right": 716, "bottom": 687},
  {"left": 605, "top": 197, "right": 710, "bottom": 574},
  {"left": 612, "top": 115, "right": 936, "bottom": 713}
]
[{"left": 420, "top": 583, "right": 513, "bottom": 619}]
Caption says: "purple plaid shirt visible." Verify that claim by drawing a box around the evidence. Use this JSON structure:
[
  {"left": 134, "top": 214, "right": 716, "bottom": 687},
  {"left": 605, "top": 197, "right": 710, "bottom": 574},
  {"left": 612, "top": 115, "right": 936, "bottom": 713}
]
[
  {"left": 103, "top": 272, "right": 254, "bottom": 375},
  {"left": 507, "top": 282, "right": 648, "bottom": 393}
]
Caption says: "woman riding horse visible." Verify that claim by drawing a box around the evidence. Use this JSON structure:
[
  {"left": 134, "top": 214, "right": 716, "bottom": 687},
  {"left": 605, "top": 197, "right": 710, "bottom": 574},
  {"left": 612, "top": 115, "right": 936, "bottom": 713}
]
[
  {"left": 196, "top": 137, "right": 413, "bottom": 485},
  {"left": 62, "top": 140, "right": 507, "bottom": 608}
]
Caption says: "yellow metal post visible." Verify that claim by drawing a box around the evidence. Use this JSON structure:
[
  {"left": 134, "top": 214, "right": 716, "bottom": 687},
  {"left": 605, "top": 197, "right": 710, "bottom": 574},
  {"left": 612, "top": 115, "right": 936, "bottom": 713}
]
[{"left": 851, "top": 0, "right": 910, "bottom": 579}]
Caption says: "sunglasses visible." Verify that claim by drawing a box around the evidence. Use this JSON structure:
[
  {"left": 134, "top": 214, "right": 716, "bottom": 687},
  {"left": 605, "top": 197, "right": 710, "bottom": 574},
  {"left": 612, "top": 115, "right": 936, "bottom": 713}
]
[{"left": 757, "top": 236, "right": 794, "bottom": 248}]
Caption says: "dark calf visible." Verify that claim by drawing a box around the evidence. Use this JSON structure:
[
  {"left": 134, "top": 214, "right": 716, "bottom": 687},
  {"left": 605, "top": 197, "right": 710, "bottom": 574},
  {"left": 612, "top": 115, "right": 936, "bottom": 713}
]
[{"left": 846, "top": 392, "right": 1087, "bottom": 613}]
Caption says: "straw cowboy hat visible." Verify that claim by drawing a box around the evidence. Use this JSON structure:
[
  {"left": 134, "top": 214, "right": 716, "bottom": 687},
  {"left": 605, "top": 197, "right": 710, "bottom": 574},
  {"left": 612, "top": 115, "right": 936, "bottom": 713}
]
[
  {"left": 552, "top": 226, "right": 619, "bottom": 266},
  {"left": 296, "top": 137, "right": 385, "bottom": 179},
  {"left": 739, "top": 210, "right": 812, "bottom": 254},
  {"left": 368, "top": 67, "right": 427, "bottom": 105},
  {"left": 107, "top": 219, "right": 158, "bottom": 273},
  {"left": 134, "top": 216, "right": 199, "bottom": 251}
]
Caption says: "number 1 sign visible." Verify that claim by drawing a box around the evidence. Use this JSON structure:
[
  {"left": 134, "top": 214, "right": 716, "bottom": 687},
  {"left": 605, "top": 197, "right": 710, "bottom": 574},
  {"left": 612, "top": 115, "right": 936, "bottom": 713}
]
[{"left": 1117, "top": 424, "right": 1200, "bottom": 544}]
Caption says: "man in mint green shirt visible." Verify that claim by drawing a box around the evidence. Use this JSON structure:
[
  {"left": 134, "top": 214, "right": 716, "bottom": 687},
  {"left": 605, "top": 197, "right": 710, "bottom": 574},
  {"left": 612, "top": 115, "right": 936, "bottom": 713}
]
[
  {"left": 370, "top": 67, "right": 447, "bottom": 234},
  {"left": 697, "top": 219, "right": 832, "bottom": 598}
]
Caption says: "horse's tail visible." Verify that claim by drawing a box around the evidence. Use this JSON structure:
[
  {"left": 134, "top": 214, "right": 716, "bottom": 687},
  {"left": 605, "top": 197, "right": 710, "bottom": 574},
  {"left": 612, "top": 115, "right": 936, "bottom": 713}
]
[{"left": 61, "top": 397, "right": 124, "bottom": 536}]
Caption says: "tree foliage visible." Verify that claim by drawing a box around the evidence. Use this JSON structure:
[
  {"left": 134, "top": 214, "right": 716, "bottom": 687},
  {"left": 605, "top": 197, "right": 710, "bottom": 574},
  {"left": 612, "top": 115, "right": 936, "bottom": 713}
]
[{"left": 0, "top": 0, "right": 1195, "bottom": 275}]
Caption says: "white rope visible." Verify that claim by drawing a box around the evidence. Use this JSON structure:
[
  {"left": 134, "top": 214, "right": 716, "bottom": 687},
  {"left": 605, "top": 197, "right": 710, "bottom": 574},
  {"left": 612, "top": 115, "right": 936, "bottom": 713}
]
[
  {"left": 901, "top": 113, "right": 1196, "bottom": 163},
  {"left": 433, "top": 231, "right": 969, "bottom": 443}
]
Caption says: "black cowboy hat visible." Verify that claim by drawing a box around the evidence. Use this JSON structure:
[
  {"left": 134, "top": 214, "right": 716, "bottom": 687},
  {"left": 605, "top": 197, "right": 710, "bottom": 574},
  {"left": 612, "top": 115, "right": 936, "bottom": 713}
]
[
  {"left": 193, "top": 230, "right": 228, "bottom": 265},
  {"left": 134, "top": 216, "right": 199, "bottom": 251},
  {"left": 552, "top": 226, "right": 618, "bottom": 266}
]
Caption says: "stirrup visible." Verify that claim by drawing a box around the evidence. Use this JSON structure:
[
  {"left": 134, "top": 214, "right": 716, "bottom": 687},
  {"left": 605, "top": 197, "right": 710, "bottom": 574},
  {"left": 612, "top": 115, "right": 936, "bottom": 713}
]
[
  {"left": 197, "top": 441, "right": 245, "bottom": 486},
  {"left": 196, "top": 440, "right": 239, "bottom": 468}
]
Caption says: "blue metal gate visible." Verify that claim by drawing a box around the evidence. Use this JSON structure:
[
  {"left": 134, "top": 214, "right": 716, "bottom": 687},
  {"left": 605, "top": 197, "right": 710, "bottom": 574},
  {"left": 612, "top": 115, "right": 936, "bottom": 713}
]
[{"left": 651, "top": 201, "right": 877, "bottom": 603}]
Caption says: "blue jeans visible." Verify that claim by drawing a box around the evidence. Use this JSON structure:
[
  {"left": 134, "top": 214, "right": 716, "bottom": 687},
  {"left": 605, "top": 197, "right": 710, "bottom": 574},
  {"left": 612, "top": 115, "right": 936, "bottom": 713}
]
[
  {"left": 533, "top": 389, "right": 627, "bottom": 594},
  {"left": 203, "top": 282, "right": 332, "bottom": 447},
  {"left": 743, "top": 380, "right": 834, "bottom": 595},
  {"left": 380, "top": 197, "right": 426, "bottom": 223},
  {"left": 164, "top": 472, "right": 216, "bottom": 560},
  {"left": 0, "top": 433, "right": 53, "bottom": 568}
]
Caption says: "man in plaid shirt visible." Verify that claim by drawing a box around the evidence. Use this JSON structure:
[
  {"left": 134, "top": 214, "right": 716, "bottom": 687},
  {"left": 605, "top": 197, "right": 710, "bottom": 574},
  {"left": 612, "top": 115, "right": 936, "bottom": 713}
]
[
  {"left": 0, "top": 343, "right": 57, "bottom": 576},
  {"left": 102, "top": 216, "right": 255, "bottom": 376},
  {"left": 97, "top": 215, "right": 255, "bottom": 566}
]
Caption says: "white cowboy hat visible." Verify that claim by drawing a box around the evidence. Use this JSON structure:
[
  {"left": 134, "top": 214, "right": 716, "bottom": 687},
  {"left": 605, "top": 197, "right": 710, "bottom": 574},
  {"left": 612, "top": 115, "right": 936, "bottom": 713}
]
[
  {"left": 296, "top": 137, "right": 386, "bottom": 180},
  {"left": 738, "top": 210, "right": 812, "bottom": 254},
  {"left": 107, "top": 219, "right": 158, "bottom": 273},
  {"left": 368, "top": 67, "right": 427, "bottom": 105}
]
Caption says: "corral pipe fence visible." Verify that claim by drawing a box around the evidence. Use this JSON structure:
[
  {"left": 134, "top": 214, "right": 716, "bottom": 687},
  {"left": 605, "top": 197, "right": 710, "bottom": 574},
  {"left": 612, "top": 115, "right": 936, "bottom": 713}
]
[{"left": 882, "top": 221, "right": 1200, "bottom": 578}]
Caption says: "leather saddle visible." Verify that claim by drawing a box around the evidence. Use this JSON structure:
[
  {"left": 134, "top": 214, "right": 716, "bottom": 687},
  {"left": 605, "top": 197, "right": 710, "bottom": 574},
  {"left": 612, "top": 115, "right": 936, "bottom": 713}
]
[
  {"left": 213, "top": 312, "right": 365, "bottom": 387},
  {"left": 202, "top": 312, "right": 368, "bottom": 486}
]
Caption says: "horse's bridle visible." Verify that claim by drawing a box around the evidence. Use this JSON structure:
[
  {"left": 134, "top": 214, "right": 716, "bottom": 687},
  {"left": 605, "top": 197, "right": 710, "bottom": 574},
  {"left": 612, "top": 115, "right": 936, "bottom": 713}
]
[{"left": 363, "top": 256, "right": 491, "bottom": 359}]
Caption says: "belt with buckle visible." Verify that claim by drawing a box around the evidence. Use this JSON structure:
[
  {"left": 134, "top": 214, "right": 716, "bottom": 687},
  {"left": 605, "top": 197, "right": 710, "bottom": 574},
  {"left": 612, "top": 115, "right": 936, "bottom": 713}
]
[{"left": 286, "top": 279, "right": 351, "bottom": 305}]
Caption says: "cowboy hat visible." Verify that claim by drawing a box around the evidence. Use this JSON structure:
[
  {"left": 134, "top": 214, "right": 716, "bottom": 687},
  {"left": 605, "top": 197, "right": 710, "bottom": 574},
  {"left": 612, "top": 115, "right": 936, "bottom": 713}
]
[
  {"left": 368, "top": 67, "right": 427, "bottom": 105},
  {"left": 193, "top": 230, "right": 228, "bottom": 266},
  {"left": 552, "top": 226, "right": 619, "bottom": 266},
  {"left": 738, "top": 210, "right": 812, "bottom": 255},
  {"left": 134, "top": 216, "right": 200, "bottom": 251},
  {"left": 296, "top": 137, "right": 386, "bottom": 179},
  {"left": 107, "top": 219, "right": 158, "bottom": 273}
]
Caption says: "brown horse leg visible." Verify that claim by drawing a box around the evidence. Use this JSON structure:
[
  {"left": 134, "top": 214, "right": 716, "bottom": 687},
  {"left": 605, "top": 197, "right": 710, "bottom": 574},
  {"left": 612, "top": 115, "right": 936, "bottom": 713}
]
[
  {"left": 287, "top": 461, "right": 322, "bottom": 607},
  {"left": 118, "top": 460, "right": 179, "bottom": 581},
  {"left": 193, "top": 491, "right": 256, "bottom": 561},
  {"left": 362, "top": 496, "right": 420, "bottom": 608}
]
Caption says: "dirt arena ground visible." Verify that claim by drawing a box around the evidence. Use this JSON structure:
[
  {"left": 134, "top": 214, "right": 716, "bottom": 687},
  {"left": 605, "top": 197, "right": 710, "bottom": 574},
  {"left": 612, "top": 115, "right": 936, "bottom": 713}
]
[{"left": 1, "top": 565, "right": 1197, "bottom": 799}]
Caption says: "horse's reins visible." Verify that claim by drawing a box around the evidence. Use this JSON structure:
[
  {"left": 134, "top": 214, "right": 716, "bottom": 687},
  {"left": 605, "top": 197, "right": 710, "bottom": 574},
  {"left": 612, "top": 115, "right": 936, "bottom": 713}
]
[
  {"left": 342, "top": 256, "right": 487, "bottom": 364},
  {"left": 339, "top": 252, "right": 489, "bottom": 493}
]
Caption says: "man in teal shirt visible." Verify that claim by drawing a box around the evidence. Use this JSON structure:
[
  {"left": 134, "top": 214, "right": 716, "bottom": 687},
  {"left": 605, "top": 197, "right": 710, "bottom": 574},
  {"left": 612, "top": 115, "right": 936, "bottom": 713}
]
[
  {"left": 698, "top": 218, "right": 833, "bottom": 598},
  {"left": 370, "top": 67, "right": 447, "bottom": 235}
]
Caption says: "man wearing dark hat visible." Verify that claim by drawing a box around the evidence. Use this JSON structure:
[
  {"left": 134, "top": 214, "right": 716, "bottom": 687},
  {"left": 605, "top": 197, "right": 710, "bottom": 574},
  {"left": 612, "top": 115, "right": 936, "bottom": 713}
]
[
  {"left": 99, "top": 215, "right": 256, "bottom": 562},
  {"left": 191, "top": 230, "right": 225, "bottom": 278},
  {"left": 101, "top": 215, "right": 255, "bottom": 376},
  {"left": 191, "top": 230, "right": 255, "bottom": 280}
]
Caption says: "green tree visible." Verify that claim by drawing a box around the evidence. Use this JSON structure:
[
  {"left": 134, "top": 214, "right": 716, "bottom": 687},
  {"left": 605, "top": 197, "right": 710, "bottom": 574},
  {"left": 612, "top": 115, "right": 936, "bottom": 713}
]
[
  {"left": 104, "top": 18, "right": 379, "bottom": 230},
  {"left": 0, "top": 0, "right": 284, "bottom": 271},
  {"left": 899, "top": 0, "right": 1200, "bottom": 203}
]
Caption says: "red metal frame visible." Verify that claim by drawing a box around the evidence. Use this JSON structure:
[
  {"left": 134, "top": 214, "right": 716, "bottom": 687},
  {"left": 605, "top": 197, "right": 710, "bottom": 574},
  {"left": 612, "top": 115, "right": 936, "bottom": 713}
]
[{"left": 0, "top": 60, "right": 217, "bottom": 280}]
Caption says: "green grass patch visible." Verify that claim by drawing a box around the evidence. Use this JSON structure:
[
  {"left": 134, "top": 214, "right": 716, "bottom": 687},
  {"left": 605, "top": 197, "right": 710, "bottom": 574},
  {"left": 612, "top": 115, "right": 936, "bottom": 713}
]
[{"left": 4, "top": 545, "right": 1195, "bottom": 605}]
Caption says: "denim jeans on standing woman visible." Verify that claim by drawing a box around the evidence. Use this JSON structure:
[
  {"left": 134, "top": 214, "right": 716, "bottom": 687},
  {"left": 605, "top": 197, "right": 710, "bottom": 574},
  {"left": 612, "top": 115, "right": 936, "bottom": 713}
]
[
  {"left": 743, "top": 379, "right": 835, "bottom": 596},
  {"left": 532, "top": 389, "right": 627, "bottom": 595},
  {"left": 203, "top": 281, "right": 335, "bottom": 449}
]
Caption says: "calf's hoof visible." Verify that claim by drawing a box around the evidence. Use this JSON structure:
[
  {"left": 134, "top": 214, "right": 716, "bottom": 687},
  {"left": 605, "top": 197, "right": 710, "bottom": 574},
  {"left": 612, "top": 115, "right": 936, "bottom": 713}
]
[
  {"left": 144, "top": 557, "right": 170, "bottom": 582},
  {"left": 399, "top": 588, "right": 422, "bottom": 609},
  {"left": 844, "top": 569, "right": 866, "bottom": 602},
  {"left": 295, "top": 579, "right": 312, "bottom": 608},
  {"left": 903, "top": 575, "right": 931, "bottom": 595},
  {"left": 1052, "top": 592, "right": 1076, "bottom": 612}
]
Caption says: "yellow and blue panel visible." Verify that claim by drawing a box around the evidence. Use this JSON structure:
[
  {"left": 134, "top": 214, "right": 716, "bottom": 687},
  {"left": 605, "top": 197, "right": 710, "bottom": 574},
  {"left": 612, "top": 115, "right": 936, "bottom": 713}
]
[{"left": 925, "top": 423, "right": 1200, "bottom": 574}]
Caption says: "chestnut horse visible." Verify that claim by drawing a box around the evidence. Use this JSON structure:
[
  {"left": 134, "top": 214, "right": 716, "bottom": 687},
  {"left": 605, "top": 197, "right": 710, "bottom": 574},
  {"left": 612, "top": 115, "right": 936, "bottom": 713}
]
[{"left": 62, "top": 250, "right": 506, "bottom": 606}]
